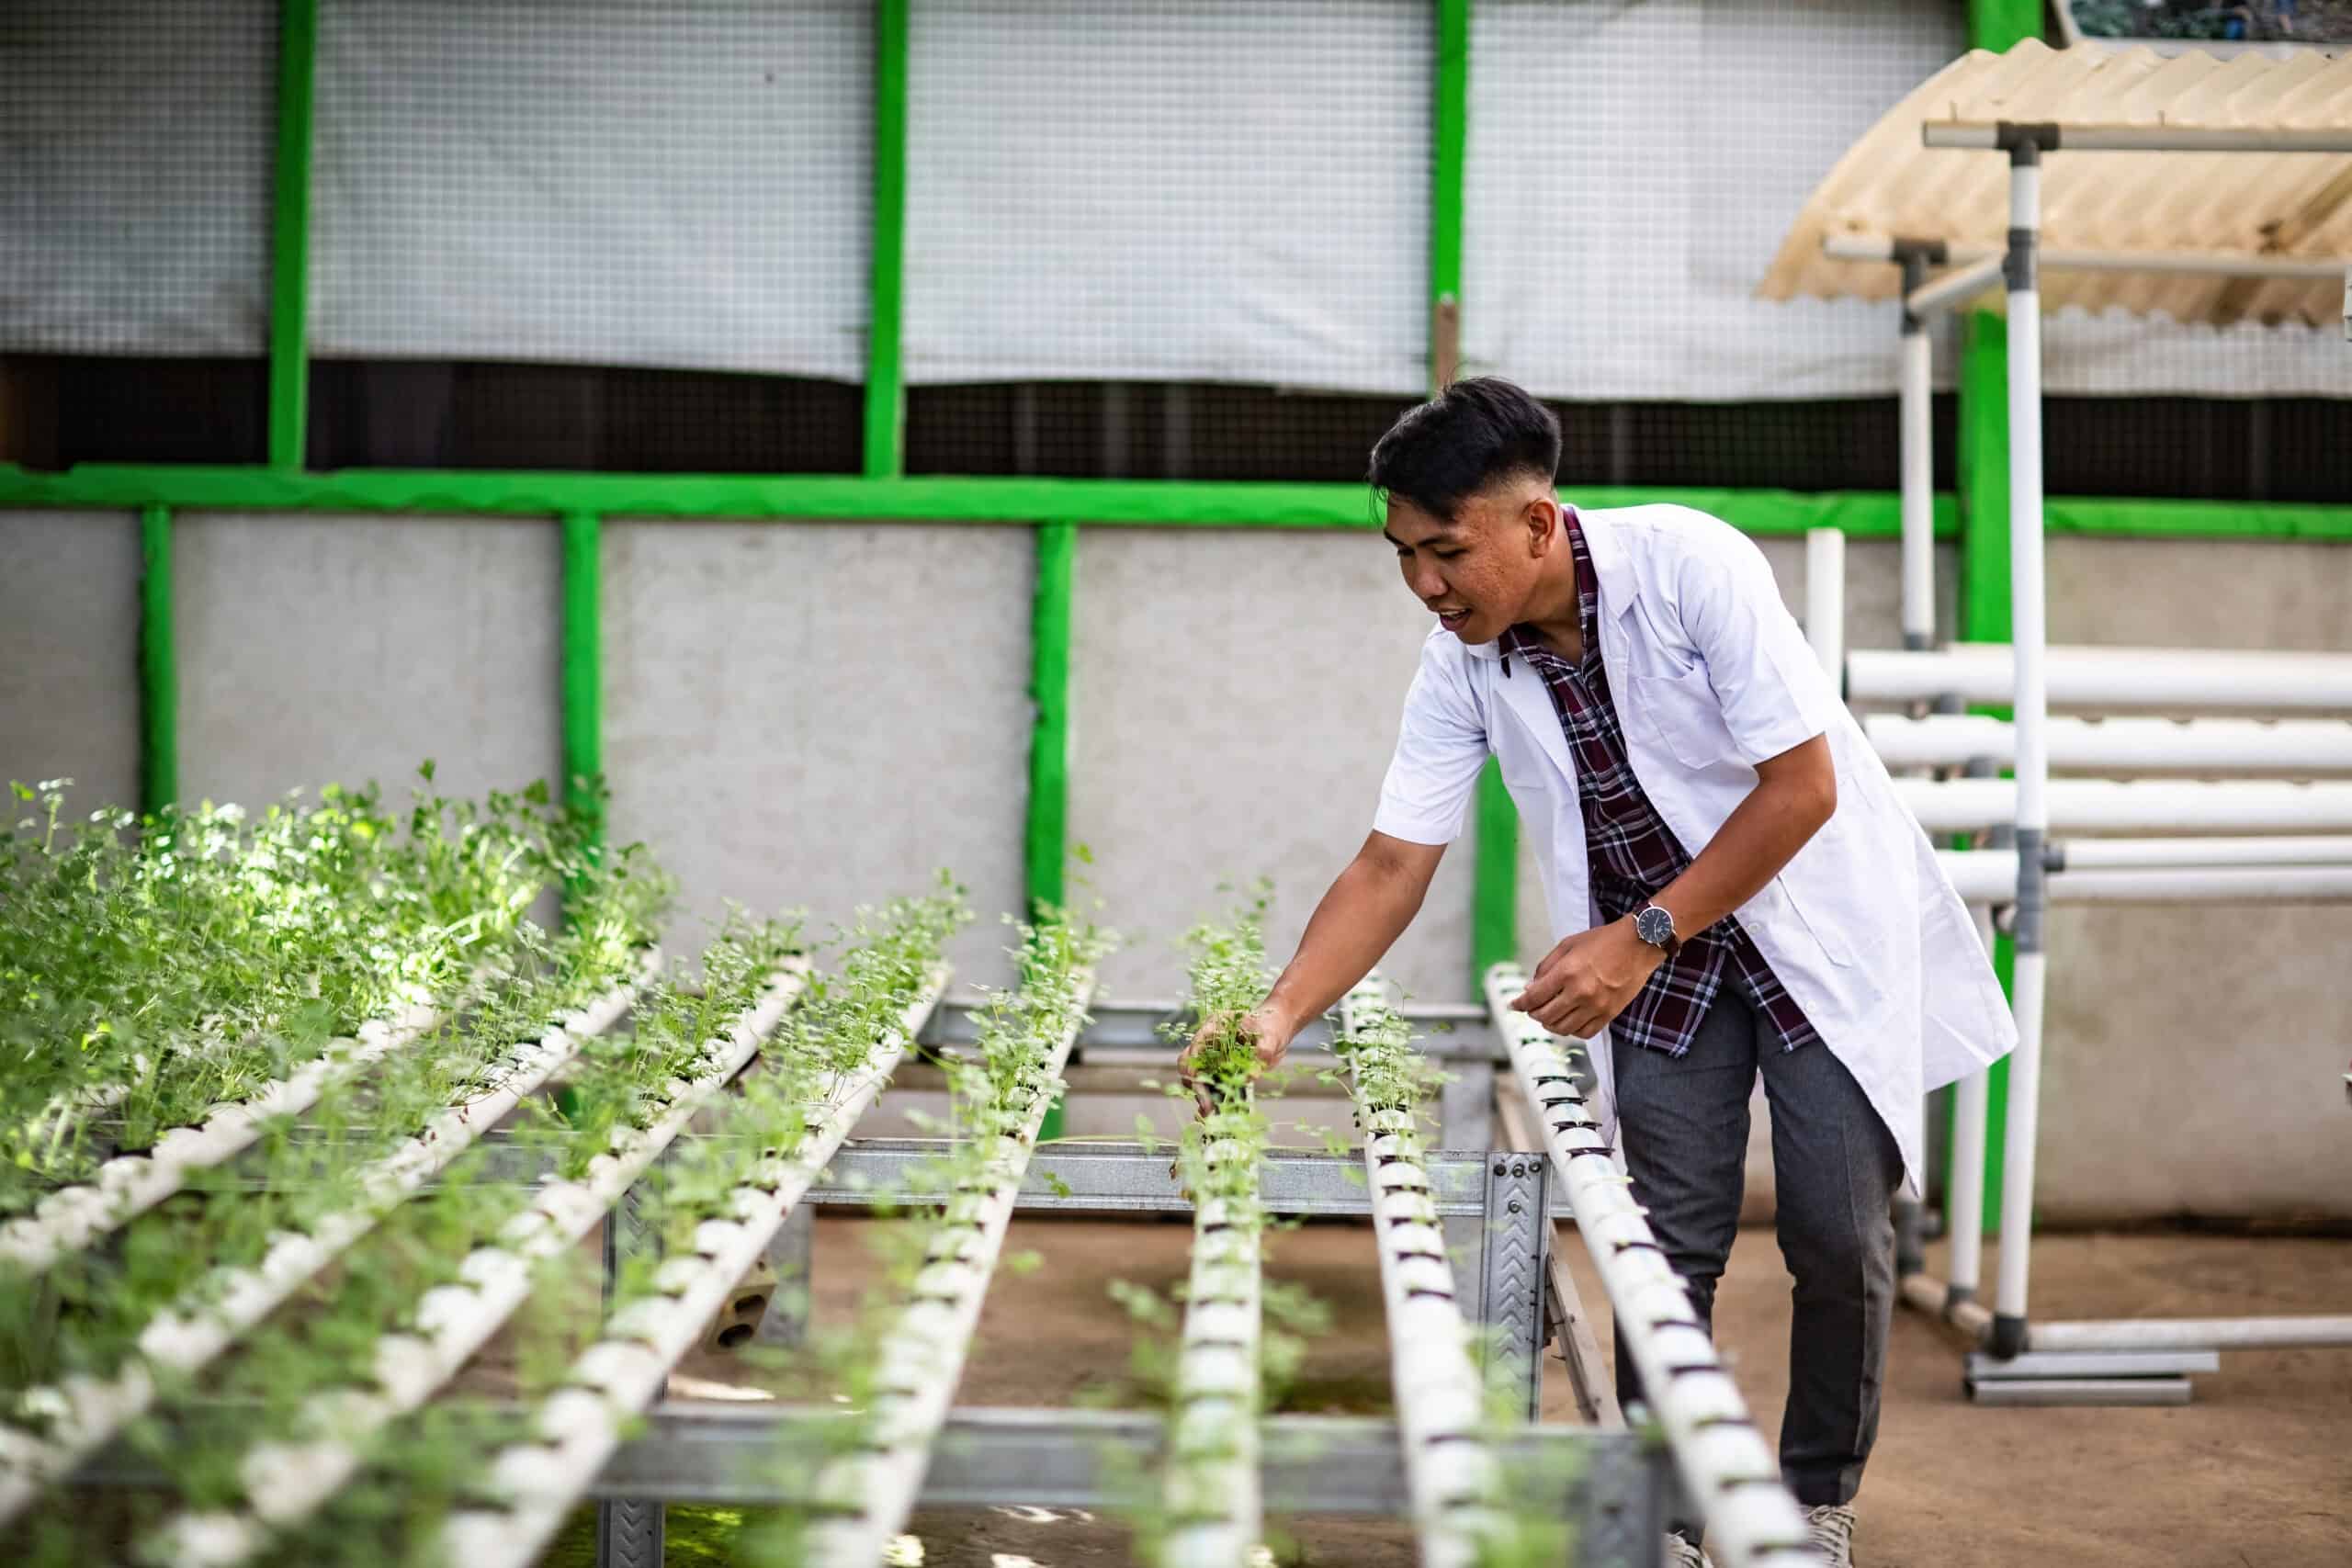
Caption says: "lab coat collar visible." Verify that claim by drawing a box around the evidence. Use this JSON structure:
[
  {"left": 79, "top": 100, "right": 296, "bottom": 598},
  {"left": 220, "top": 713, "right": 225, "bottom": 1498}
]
[{"left": 1455, "top": 501, "right": 1637, "bottom": 665}]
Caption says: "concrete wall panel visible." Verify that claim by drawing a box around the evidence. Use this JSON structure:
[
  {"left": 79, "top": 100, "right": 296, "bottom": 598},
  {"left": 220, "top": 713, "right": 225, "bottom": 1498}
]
[
  {"left": 2030, "top": 536, "right": 2352, "bottom": 1222},
  {"left": 175, "top": 514, "right": 561, "bottom": 812},
  {"left": 605, "top": 521, "right": 1032, "bottom": 988},
  {"left": 0, "top": 510, "right": 141, "bottom": 812},
  {"left": 1069, "top": 529, "right": 1474, "bottom": 1005}
]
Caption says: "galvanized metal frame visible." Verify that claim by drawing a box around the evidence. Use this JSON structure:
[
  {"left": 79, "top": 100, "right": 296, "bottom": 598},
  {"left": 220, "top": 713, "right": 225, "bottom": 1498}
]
[{"left": 51, "top": 979, "right": 1692, "bottom": 1566}]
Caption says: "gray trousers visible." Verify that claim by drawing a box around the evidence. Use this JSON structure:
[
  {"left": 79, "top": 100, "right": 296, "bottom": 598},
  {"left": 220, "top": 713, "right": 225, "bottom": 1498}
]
[{"left": 1611, "top": 985, "right": 1902, "bottom": 1511}]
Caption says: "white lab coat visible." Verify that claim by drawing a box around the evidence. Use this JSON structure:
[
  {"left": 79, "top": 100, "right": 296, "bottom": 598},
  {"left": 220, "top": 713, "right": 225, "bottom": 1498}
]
[{"left": 1373, "top": 503, "right": 2015, "bottom": 1196}]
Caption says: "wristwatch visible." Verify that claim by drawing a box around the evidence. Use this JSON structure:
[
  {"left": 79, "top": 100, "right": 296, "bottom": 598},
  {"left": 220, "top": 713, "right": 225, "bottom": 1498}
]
[{"left": 1634, "top": 904, "right": 1682, "bottom": 960}]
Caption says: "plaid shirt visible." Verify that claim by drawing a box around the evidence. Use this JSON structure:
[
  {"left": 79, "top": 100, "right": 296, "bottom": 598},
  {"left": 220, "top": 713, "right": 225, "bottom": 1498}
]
[{"left": 1502, "top": 511, "right": 1820, "bottom": 1058}]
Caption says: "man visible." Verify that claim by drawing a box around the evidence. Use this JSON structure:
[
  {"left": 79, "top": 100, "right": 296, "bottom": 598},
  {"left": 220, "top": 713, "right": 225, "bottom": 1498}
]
[{"left": 1183, "top": 378, "right": 2012, "bottom": 1567}]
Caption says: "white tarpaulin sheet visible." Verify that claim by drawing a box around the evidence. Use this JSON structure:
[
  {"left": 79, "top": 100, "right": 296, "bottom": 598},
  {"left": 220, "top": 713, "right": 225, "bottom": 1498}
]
[
  {"left": 4, "top": 1, "right": 2346, "bottom": 403},
  {"left": 901, "top": 0, "right": 1430, "bottom": 393},
  {"left": 1463, "top": 0, "right": 1969, "bottom": 401},
  {"left": 309, "top": 0, "right": 872, "bottom": 380},
  {"left": 0, "top": 0, "right": 276, "bottom": 356}
]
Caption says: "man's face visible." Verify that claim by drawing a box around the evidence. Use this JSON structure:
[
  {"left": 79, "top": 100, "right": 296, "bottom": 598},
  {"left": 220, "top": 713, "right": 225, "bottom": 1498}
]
[{"left": 1385, "top": 483, "right": 1551, "bottom": 646}]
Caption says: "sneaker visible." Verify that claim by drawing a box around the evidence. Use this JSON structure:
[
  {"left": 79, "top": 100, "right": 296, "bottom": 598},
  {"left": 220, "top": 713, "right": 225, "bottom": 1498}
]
[
  {"left": 1663, "top": 1533, "right": 1715, "bottom": 1568},
  {"left": 1804, "top": 1504, "right": 1858, "bottom": 1566}
]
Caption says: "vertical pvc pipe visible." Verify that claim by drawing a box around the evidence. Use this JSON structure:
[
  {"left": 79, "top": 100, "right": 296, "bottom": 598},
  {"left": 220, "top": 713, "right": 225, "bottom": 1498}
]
[
  {"left": 267, "top": 0, "right": 318, "bottom": 470},
  {"left": 1804, "top": 526, "right": 1845, "bottom": 680},
  {"left": 1992, "top": 146, "right": 2046, "bottom": 1358},
  {"left": 138, "top": 504, "right": 176, "bottom": 815},
  {"left": 1964, "top": 0, "right": 2041, "bottom": 1257},
  {"left": 1899, "top": 302, "right": 1935, "bottom": 651},
  {"left": 1943, "top": 904, "right": 1995, "bottom": 1304},
  {"left": 863, "top": 0, "right": 910, "bottom": 479},
  {"left": 560, "top": 512, "right": 604, "bottom": 863}
]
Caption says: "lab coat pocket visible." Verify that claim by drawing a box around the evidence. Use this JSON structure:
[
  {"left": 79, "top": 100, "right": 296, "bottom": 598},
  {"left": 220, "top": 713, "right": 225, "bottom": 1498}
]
[{"left": 1626, "top": 664, "right": 1737, "bottom": 773}]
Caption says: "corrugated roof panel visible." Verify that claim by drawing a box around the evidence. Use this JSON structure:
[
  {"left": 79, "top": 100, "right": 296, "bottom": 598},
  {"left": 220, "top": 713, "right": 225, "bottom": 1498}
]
[{"left": 1760, "top": 39, "right": 2352, "bottom": 328}]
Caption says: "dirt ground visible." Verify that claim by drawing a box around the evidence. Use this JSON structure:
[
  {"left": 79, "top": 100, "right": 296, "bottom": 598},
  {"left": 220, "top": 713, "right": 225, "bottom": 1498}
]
[{"left": 680, "top": 1213, "right": 2352, "bottom": 1568}]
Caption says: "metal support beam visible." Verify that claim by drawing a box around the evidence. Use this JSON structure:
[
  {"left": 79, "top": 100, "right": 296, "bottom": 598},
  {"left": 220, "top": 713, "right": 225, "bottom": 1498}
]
[
  {"left": 806, "top": 1140, "right": 1568, "bottom": 1219},
  {"left": 76, "top": 1404, "right": 1666, "bottom": 1562}
]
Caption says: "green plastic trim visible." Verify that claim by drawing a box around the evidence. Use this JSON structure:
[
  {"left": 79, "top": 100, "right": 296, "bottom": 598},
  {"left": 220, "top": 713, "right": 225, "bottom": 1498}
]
[
  {"left": 0, "top": 466, "right": 1960, "bottom": 536},
  {"left": 560, "top": 511, "right": 603, "bottom": 857},
  {"left": 1470, "top": 761, "right": 1517, "bottom": 984},
  {"left": 1431, "top": 0, "right": 1510, "bottom": 983},
  {"left": 1027, "top": 522, "right": 1076, "bottom": 1144},
  {"left": 864, "top": 0, "right": 910, "bottom": 479},
  {"left": 1959, "top": 313, "right": 2014, "bottom": 649},
  {"left": 1430, "top": 0, "right": 1468, "bottom": 380},
  {"left": 138, "top": 504, "right": 177, "bottom": 815},
  {"left": 2045, "top": 496, "right": 2352, "bottom": 539},
  {"left": 268, "top": 0, "right": 318, "bottom": 470},
  {"left": 1025, "top": 521, "right": 1075, "bottom": 917},
  {"left": 1968, "top": 0, "right": 2043, "bottom": 52}
]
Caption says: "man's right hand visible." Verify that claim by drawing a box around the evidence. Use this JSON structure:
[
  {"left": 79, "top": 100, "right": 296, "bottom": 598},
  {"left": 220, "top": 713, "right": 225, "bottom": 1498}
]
[{"left": 1177, "top": 1006, "right": 1295, "bottom": 1117}]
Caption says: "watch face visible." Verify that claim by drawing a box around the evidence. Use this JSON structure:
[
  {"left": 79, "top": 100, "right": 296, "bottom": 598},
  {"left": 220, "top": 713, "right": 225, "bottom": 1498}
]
[{"left": 1636, "top": 907, "right": 1674, "bottom": 946}]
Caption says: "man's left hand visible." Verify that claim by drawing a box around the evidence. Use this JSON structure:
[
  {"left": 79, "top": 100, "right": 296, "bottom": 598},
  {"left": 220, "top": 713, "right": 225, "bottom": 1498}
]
[{"left": 1510, "top": 918, "right": 1666, "bottom": 1038}]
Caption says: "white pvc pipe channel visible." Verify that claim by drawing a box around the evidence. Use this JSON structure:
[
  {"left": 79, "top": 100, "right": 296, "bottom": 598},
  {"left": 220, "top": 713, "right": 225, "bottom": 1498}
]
[
  {"left": 1847, "top": 643, "right": 2352, "bottom": 712},
  {"left": 0, "top": 963, "right": 663, "bottom": 1530},
  {"left": 1486, "top": 967, "right": 1820, "bottom": 1568},
  {"left": 1894, "top": 777, "right": 2352, "bottom": 834},
  {"left": 1864, "top": 713, "right": 2352, "bottom": 773},
  {"left": 432, "top": 973, "right": 947, "bottom": 1568},
  {"left": 1162, "top": 1152, "right": 1265, "bottom": 1567},
  {"left": 1340, "top": 977, "right": 1503, "bottom": 1568},
  {"left": 797, "top": 972, "right": 1096, "bottom": 1565},
  {"left": 141, "top": 964, "right": 842, "bottom": 1568},
  {"left": 0, "top": 987, "right": 452, "bottom": 1274}
]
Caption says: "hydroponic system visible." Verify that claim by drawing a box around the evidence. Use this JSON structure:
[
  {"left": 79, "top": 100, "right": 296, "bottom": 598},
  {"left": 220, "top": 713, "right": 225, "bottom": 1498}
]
[{"left": 0, "top": 779, "right": 1832, "bottom": 1567}]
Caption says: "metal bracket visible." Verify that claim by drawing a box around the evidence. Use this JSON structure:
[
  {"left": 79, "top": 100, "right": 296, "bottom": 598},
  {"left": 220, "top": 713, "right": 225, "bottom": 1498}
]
[{"left": 1478, "top": 1153, "right": 1551, "bottom": 1422}]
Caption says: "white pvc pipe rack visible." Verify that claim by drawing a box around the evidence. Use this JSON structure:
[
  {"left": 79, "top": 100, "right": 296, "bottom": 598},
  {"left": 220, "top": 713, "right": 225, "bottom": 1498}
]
[
  {"left": 2029, "top": 1316, "right": 2352, "bottom": 1353},
  {"left": 1339, "top": 976, "right": 1504, "bottom": 1568},
  {"left": 0, "top": 964, "right": 662, "bottom": 1530},
  {"left": 1894, "top": 776, "right": 2352, "bottom": 835},
  {"left": 1486, "top": 967, "right": 1821, "bottom": 1568},
  {"left": 433, "top": 973, "right": 947, "bottom": 1568},
  {"left": 1865, "top": 713, "right": 2352, "bottom": 773},
  {"left": 141, "top": 964, "right": 837, "bottom": 1568},
  {"left": 796, "top": 970, "right": 1096, "bottom": 1565},
  {"left": 0, "top": 988, "right": 452, "bottom": 1274},
  {"left": 1939, "top": 905, "right": 1997, "bottom": 1324},
  {"left": 1847, "top": 643, "right": 2352, "bottom": 713}
]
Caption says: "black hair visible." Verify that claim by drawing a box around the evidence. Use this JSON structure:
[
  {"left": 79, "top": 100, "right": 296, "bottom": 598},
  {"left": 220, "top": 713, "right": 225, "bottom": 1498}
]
[{"left": 1366, "top": 376, "right": 1562, "bottom": 524}]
